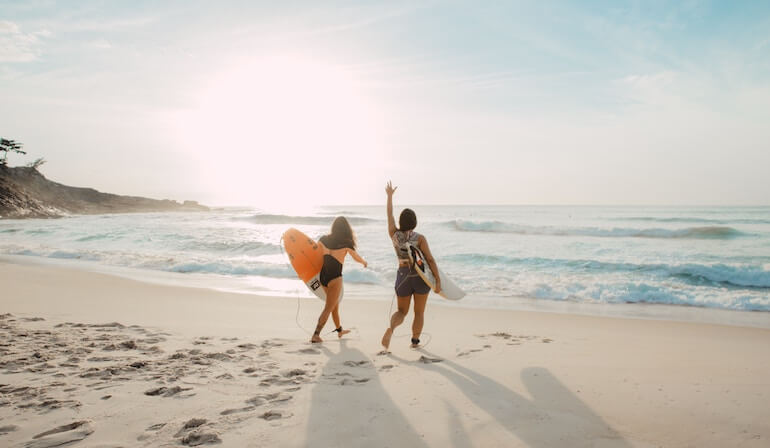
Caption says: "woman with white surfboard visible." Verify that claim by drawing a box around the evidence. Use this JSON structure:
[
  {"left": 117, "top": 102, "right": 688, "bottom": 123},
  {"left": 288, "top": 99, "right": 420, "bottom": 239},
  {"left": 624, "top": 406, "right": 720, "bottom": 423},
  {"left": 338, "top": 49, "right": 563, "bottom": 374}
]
[
  {"left": 381, "top": 181, "right": 442, "bottom": 350},
  {"left": 311, "top": 216, "right": 368, "bottom": 343}
]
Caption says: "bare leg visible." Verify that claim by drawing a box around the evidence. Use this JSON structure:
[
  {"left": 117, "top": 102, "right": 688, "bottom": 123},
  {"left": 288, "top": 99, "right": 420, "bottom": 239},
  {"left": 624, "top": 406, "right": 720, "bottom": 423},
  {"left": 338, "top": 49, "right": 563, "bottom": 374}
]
[
  {"left": 331, "top": 303, "right": 350, "bottom": 338},
  {"left": 381, "top": 296, "right": 411, "bottom": 350},
  {"left": 411, "top": 293, "right": 429, "bottom": 347},
  {"left": 311, "top": 279, "right": 342, "bottom": 343}
]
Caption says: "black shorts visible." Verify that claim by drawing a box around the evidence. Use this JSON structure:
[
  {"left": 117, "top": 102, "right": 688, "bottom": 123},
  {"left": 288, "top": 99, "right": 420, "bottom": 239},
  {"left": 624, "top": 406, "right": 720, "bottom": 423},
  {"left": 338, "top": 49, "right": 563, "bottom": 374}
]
[{"left": 395, "top": 266, "right": 430, "bottom": 297}]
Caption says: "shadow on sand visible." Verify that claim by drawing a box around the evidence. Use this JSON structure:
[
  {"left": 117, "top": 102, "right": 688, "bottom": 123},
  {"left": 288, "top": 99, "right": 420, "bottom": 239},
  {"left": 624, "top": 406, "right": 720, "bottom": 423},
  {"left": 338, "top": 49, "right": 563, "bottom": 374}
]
[
  {"left": 389, "top": 349, "right": 632, "bottom": 448},
  {"left": 304, "top": 340, "right": 429, "bottom": 448}
]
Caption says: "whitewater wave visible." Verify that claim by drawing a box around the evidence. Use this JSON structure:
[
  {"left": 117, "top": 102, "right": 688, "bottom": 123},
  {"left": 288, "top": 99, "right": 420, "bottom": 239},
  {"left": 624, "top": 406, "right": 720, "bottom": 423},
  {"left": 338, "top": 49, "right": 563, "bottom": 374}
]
[
  {"left": 235, "top": 214, "right": 377, "bottom": 226},
  {"left": 448, "top": 253, "right": 770, "bottom": 289},
  {"left": 76, "top": 233, "right": 120, "bottom": 242},
  {"left": 616, "top": 216, "right": 770, "bottom": 225},
  {"left": 529, "top": 281, "right": 769, "bottom": 311},
  {"left": 448, "top": 220, "right": 749, "bottom": 239},
  {"left": 180, "top": 240, "right": 279, "bottom": 254},
  {"left": 340, "top": 269, "right": 382, "bottom": 285},
  {"left": 167, "top": 261, "right": 296, "bottom": 278},
  {"left": 166, "top": 261, "right": 382, "bottom": 284}
]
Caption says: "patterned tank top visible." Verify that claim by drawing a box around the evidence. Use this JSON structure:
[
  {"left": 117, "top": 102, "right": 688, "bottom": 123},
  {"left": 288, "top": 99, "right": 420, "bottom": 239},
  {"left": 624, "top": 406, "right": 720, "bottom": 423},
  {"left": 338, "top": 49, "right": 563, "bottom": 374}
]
[{"left": 392, "top": 230, "right": 421, "bottom": 262}]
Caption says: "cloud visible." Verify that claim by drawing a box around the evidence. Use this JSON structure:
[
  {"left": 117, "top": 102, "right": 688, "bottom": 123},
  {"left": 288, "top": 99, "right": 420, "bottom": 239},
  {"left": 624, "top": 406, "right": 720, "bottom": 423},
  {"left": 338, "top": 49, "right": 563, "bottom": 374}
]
[{"left": 0, "top": 20, "right": 45, "bottom": 62}]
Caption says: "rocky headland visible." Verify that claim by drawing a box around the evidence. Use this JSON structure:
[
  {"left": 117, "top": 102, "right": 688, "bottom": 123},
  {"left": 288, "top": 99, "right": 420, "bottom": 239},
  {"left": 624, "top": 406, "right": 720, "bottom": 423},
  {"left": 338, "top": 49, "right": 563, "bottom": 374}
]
[{"left": 0, "top": 165, "right": 208, "bottom": 219}]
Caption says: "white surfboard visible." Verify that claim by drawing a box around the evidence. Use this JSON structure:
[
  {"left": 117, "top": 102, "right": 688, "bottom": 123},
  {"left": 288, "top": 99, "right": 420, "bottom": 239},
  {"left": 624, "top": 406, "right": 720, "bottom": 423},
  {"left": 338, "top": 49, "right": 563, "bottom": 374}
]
[
  {"left": 406, "top": 243, "right": 466, "bottom": 300},
  {"left": 301, "top": 272, "right": 344, "bottom": 302}
]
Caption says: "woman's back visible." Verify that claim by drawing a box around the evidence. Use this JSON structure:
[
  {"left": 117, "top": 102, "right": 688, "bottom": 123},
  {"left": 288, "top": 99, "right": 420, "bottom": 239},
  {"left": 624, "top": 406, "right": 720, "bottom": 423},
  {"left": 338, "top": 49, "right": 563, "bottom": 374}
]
[
  {"left": 319, "top": 234, "right": 353, "bottom": 264},
  {"left": 391, "top": 229, "right": 421, "bottom": 263}
]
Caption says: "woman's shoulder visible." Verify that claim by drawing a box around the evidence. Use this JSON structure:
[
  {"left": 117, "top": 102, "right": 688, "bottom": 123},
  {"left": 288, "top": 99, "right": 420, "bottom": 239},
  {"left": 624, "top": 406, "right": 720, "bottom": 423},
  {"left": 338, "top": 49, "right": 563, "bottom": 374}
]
[{"left": 393, "top": 229, "right": 422, "bottom": 242}]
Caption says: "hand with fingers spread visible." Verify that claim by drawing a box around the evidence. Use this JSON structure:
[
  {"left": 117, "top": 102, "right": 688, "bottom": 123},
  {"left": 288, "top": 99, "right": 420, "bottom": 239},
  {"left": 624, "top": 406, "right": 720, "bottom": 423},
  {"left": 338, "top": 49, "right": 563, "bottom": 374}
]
[{"left": 385, "top": 181, "right": 397, "bottom": 197}]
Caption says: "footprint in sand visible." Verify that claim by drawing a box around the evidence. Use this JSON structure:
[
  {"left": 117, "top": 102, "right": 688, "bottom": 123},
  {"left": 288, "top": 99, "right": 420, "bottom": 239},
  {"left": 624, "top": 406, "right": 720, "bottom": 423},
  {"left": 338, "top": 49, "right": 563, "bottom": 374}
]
[
  {"left": 174, "top": 420, "right": 221, "bottom": 446},
  {"left": 220, "top": 405, "right": 257, "bottom": 415},
  {"left": 144, "top": 385, "right": 193, "bottom": 397},
  {"left": 295, "top": 348, "right": 320, "bottom": 355},
  {"left": 0, "top": 424, "right": 19, "bottom": 434},
  {"left": 260, "top": 339, "right": 284, "bottom": 349},
  {"left": 418, "top": 355, "right": 443, "bottom": 364},
  {"left": 343, "top": 360, "right": 370, "bottom": 368},
  {"left": 246, "top": 392, "right": 293, "bottom": 407},
  {"left": 180, "top": 431, "right": 222, "bottom": 446},
  {"left": 19, "top": 398, "right": 82, "bottom": 412},
  {"left": 25, "top": 421, "right": 94, "bottom": 448},
  {"left": 146, "top": 423, "right": 166, "bottom": 431},
  {"left": 475, "top": 332, "right": 552, "bottom": 347},
  {"left": 322, "top": 372, "right": 371, "bottom": 385},
  {"left": 339, "top": 378, "right": 371, "bottom": 386},
  {"left": 260, "top": 410, "right": 290, "bottom": 421},
  {"left": 174, "top": 418, "right": 207, "bottom": 437}
]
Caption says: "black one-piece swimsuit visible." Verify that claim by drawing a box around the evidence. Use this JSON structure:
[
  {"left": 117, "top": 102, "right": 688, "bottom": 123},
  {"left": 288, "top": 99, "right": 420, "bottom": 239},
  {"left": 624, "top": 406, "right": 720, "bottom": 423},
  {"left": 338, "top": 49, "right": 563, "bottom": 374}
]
[{"left": 319, "top": 254, "right": 343, "bottom": 286}]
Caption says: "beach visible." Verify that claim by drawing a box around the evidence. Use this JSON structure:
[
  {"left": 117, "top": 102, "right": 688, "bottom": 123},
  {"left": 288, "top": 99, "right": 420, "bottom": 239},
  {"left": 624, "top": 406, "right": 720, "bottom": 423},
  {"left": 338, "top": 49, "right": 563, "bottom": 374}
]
[
  {"left": 2, "top": 259, "right": 768, "bottom": 447},
  {"left": 4, "top": 1, "right": 770, "bottom": 446}
]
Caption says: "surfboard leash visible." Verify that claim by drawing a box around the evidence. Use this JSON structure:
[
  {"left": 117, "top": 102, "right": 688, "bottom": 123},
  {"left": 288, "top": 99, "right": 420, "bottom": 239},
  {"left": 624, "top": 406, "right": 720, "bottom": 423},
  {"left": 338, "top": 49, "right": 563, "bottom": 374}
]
[{"left": 385, "top": 273, "right": 433, "bottom": 349}]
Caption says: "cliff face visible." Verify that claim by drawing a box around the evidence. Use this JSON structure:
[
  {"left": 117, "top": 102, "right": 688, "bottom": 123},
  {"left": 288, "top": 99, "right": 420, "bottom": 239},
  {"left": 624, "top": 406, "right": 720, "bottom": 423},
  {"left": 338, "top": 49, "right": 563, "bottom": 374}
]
[{"left": 0, "top": 165, "right": 208, "bottom": 219}]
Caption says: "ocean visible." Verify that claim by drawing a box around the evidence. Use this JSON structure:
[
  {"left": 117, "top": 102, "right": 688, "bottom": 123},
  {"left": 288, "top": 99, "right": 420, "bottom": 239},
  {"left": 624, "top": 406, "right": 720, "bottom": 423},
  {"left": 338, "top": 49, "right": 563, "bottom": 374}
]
[{"left": 2, "top": 205, "right": 769, "bottom": 322}]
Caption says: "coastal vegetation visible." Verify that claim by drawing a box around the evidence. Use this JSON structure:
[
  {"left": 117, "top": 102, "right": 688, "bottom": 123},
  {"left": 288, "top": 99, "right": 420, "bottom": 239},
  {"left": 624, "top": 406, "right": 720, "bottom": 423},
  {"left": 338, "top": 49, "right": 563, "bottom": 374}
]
[{"left": 0, "top": 139, "right": 207, "bottom": 219}]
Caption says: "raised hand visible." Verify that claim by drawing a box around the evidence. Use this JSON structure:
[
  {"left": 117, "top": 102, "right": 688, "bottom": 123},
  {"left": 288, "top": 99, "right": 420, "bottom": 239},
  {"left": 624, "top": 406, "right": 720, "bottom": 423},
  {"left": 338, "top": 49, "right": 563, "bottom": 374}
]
[{"left": 385, "top": 180, "right": 397, "bottom": 196}]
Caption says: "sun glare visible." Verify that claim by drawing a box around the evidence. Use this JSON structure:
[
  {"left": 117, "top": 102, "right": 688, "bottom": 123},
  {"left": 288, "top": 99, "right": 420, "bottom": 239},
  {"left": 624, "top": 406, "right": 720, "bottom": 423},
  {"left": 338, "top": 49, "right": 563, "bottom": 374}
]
[{"left": 171, "top": 55, "right": 384, "bottom": 207}]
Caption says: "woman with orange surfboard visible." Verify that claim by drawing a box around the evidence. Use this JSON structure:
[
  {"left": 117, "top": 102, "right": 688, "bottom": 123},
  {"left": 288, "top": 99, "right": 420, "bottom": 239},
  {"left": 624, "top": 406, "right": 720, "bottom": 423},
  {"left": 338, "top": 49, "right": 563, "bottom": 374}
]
[
  {"left": 311, "top": 216, "right": 368, "bottom": 343},
  {"left": 381, "top": 181, "right": 442, "bottom": 350}
]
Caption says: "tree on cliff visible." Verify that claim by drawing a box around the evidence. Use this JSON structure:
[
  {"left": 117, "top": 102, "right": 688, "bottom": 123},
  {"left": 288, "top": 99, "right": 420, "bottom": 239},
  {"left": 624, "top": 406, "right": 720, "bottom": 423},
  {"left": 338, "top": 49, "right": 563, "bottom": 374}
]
[{"left": 0, "top": 138, "right": 26, "bottom": 166}]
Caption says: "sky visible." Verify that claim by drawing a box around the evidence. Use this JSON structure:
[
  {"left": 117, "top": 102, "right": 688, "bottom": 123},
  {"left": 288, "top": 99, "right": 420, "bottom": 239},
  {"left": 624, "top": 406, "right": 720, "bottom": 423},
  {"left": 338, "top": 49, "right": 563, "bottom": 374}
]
[{"left": 1, "top": 0, "right": 769, "bottom": 207}]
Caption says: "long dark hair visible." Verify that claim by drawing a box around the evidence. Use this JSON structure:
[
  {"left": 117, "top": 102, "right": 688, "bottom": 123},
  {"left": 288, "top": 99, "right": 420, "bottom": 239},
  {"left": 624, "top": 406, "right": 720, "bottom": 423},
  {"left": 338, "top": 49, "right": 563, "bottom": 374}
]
[
  {"left": 324, "top": 216, "right": 357, "bottom": 250},
  {"left": 399, "top": 208, "right": 417, "bottom": 231}
]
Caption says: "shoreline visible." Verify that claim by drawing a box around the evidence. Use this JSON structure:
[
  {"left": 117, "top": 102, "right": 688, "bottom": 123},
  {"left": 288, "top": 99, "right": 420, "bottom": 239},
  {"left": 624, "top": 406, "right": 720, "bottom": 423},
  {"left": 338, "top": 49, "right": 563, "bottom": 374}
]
[
  {"left": 1, "top": 259, "right": 769, "bottom": 446},
  {"left": 2, "top": 253, "right": 768, "bottom": 330}
]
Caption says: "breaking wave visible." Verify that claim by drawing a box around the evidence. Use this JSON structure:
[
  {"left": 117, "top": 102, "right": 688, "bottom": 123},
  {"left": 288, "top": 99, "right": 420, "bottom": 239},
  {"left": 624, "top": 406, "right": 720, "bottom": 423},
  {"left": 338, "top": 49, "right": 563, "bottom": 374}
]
[
  {"left": 448, "top": 220, "right": 749, "bottom": 239},
  {"left": 448, "top": 253, "right": 770, "bottom": 289}
]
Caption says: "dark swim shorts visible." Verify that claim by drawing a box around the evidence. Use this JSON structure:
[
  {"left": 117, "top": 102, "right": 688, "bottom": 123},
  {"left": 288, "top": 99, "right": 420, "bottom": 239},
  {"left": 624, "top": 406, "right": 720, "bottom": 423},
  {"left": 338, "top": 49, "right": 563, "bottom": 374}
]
[{"left": 395, "top": 266, "right": 431, "bottom": 296}]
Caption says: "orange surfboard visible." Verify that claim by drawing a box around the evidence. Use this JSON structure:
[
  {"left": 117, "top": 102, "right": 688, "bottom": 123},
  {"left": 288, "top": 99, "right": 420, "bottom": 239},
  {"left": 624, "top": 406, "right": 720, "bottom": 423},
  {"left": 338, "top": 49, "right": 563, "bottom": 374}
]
[{"left": 282, "top": 228, "right": 342, "bottom": 301}]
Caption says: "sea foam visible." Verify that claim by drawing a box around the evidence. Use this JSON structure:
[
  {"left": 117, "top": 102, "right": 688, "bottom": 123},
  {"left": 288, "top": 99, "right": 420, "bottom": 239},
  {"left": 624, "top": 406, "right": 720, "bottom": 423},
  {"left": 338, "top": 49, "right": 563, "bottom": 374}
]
[{"left": 448, "top": 220, "right": 748, "bottom": 239}]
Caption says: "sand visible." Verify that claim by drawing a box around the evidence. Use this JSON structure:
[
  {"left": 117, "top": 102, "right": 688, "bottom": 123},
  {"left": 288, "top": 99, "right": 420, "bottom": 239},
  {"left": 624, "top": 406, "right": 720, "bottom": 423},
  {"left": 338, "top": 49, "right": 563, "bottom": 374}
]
[{"left": 1, "top": 259, "right": 769, "bottom": 447}]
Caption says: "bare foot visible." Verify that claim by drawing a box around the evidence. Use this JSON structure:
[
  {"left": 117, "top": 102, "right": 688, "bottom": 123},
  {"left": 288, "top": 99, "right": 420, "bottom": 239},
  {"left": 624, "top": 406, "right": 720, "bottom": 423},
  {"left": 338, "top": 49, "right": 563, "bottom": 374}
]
[
  {"left": 310, "top": 335, "right": 323, "bottom": 343},
  {"left": 381, "top": 328, "right": 393, "bottom": 350},
  {"left": 337, "top": 329, "right": 351, "bottom": 339}
]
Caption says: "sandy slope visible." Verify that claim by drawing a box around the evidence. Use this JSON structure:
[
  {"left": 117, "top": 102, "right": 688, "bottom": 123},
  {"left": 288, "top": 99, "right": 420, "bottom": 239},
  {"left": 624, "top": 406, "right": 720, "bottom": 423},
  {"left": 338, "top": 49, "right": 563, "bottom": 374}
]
[{"left": 1, "top": 260, "right": 769, "bottom": 447}]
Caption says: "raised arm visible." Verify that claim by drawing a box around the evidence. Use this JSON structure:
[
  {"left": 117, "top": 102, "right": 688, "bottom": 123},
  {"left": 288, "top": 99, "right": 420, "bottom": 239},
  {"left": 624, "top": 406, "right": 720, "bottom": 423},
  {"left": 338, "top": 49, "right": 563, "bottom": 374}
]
[
  {"left": 417, "top": 235, "right": 441, "bottom": 293},
  {"left": 347, "top": 249, "right": 368, "bottom": 268},
  {"left": 386, "top": 181, "right": 397, "bottom": 237}
]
